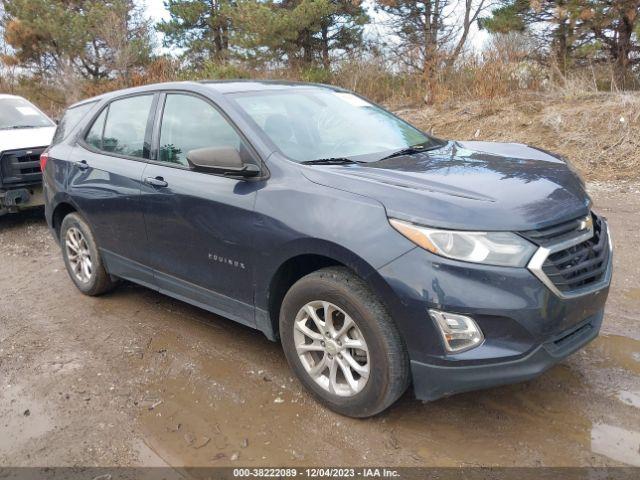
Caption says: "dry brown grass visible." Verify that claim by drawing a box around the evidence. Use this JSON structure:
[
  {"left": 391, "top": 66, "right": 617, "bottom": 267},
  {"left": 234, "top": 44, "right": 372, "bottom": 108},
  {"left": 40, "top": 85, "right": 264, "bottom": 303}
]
[{"left": 399, "top": 91, "right": 640, "bottom": 181}]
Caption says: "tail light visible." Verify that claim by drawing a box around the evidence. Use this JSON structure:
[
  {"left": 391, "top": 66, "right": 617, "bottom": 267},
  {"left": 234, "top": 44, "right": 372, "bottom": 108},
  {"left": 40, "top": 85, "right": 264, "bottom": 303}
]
[{"left": 40, "top": 151, "right": 49, "bottom": 172}]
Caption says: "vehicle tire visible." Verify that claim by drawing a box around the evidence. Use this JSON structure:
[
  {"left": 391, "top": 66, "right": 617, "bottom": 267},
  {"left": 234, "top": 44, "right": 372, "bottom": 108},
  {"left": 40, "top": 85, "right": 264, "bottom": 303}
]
[
  {"left": 279, "top": 267, "right": 410, "bottom": 417},
  {"left": 60, "top": 213, "right": 118, "bottom": 296}
]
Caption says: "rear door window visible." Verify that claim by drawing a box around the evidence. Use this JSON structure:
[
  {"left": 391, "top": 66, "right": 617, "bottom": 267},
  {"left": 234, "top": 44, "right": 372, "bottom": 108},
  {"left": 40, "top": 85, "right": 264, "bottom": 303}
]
[{"left": 84, "top": 95, "right": 154, "bottom": 159}]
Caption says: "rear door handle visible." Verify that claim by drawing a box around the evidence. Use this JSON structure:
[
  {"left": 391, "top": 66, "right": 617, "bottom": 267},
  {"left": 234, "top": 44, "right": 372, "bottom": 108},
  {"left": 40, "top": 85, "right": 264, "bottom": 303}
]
[
  {"left": 144, "top": 176, "right": 168, "bottom": 188},
  {"left": 76, "top": 160, "right": 89, "bottom": 171}
]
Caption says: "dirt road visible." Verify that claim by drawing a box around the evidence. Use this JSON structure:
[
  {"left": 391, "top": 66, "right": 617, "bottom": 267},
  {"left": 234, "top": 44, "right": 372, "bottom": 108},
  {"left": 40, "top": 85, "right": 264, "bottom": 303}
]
[{"left": 1, "top": 182, "right": 639, "bottom": 468}]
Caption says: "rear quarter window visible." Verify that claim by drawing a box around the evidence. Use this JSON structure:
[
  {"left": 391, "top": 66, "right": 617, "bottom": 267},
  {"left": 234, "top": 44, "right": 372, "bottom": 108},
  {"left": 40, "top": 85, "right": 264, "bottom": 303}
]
[
  {"left": 51, "top": 102, "right": 97, "bottom": 145},
  {"left": 86, "top": 108, "right": 107, "bottom": 150}
]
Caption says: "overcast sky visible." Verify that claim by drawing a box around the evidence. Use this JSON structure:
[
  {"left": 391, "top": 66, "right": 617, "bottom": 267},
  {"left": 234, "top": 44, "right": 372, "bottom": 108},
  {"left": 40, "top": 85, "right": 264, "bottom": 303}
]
[{"left": 143, "top": 0, "right": 171, "bottom": 23}]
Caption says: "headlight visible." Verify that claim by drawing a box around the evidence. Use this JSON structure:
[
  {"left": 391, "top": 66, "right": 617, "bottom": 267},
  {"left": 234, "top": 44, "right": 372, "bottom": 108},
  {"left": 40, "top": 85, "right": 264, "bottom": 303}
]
[{"left": 389, "top": 218, "right": 536, "bottom": 267}]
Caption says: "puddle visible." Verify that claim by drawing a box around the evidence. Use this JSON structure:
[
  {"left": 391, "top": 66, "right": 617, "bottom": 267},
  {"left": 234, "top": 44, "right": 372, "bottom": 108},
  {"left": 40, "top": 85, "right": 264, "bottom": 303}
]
[
  {"left": 135, "top": 329, "right": 339, "bottom": 466},
  {"left": 131, "top": 438, "right": 171, "bottom": 467},
  {"left": 0, "top": 384, "right": 55, "bottom": 454},
  {"left": 587, "top": 335, "right": 640, "bottom": 374},
  {"left": 591, "top": 423, "right": 640, "bottom": 466},
  {"left": 385, "top": 362, "right": 598, "bottom": 466},
  {"left": 131, "top": 440, "right": 188, "bottom": 479},
  {"left": 623, "top": 288, "right": 640, "bottom": 301},
  {"left": 617, "top": 391, "right": 640, "bottom": 409}
]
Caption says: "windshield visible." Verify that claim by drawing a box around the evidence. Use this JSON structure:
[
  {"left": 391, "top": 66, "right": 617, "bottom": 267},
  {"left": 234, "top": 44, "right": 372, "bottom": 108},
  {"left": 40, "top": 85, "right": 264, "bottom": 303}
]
[
  {"left": 230, "top": 89, "right": 439, "bottom": 162},
  {"left": 0, "top": 97, "right": 54, "bottom": 130}
]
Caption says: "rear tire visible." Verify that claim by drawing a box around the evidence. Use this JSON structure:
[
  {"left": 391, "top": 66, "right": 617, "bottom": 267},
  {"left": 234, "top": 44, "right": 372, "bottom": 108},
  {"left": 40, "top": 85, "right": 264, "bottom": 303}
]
[
  {"left": 279, "top": 267, "right": 410, "bottom": 417},
  {"left": 60, "top": 213, "right": 118, "bottom": 296}
]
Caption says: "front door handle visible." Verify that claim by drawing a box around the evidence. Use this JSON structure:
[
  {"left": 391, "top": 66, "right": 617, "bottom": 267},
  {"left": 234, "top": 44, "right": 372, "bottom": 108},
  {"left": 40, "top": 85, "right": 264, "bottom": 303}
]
[
  {"left": 76, "top": 160, "right": 89, "bottom": 171},
  {"left": 144, "top": 176, "right": 168, "bottom": 188}
]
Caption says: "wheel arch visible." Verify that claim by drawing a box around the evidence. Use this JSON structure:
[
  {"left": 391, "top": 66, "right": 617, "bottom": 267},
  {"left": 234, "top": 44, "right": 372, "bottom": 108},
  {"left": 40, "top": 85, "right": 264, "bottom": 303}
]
[
  {"left": 51, "top": 201, "right": 78, "bottom": 241},
  {"left": 258, "top": 240, "right": 399, "bottom": 342}
]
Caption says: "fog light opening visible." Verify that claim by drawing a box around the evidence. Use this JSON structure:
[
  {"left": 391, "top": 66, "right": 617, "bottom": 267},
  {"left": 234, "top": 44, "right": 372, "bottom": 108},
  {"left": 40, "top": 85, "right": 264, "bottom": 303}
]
[{"left": 429, "top": 309, "right": 484, "bottom": 353}]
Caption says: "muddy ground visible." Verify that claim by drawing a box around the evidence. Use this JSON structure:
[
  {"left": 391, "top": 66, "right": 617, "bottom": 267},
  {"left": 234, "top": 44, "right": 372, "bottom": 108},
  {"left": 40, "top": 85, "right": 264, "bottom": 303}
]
[{"left": 0, "top": 182, "right": 639, "bottom": 468}]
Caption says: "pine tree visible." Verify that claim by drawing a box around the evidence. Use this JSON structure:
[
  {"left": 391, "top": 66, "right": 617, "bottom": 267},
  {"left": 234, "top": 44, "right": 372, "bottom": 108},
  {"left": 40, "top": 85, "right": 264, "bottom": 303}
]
[
  {"left": 230, "top": 0, "right": 368, "bottom": 69},
  {"left": 1, "top": 0, "right": 153, "bottom": 80},
  {"left": 157, "top": 0, "right": 235, "bottom": 66},
  {"left": 482, "top": 1, "right": 640, "bottom": 81}
]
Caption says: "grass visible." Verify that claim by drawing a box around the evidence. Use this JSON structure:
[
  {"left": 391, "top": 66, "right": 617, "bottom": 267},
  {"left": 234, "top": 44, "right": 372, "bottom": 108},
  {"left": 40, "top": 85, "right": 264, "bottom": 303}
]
[{"left": 399, "top": 91, "right": 640, "bottom": 181}]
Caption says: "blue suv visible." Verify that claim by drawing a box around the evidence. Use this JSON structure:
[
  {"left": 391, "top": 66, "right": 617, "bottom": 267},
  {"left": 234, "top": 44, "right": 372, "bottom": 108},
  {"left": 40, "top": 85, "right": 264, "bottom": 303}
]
[{"left": 42, "top": 81, "right": 612, "bottom": 417}]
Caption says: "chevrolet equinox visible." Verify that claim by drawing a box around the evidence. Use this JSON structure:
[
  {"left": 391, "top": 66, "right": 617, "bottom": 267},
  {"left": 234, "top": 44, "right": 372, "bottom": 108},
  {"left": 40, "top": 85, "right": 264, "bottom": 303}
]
[{"left": 42, "top": 81, "right": 613, "bottom": 417}]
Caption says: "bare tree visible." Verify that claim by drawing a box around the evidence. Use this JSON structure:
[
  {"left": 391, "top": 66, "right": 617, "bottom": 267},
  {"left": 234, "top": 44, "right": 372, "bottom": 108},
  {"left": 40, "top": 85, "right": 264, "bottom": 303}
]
[
  {"left": 94, "top": 0, "right": 154, "bottom": 82},
  {"left": 374, "top": 1, "right": 493, "bottom": 73},
  {"left": 449, "top": 0, "right": 493, "bottom": 65}
]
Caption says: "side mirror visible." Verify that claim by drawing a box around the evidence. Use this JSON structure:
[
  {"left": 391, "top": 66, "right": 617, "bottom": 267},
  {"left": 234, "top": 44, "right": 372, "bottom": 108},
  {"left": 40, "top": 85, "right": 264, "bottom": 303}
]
[{"left": 186, "top": 146, "right": 260, "bottom": 178}]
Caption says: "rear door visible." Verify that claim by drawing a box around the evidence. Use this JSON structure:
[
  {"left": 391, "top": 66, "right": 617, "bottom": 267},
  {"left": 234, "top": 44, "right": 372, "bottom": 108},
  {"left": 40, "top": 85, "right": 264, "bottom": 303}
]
[
  {"left": 140, "top": 92, "right": 261, "bottom": 327},
  {"left": 69, "top": 93, "right": 157, "bottom": 286}
]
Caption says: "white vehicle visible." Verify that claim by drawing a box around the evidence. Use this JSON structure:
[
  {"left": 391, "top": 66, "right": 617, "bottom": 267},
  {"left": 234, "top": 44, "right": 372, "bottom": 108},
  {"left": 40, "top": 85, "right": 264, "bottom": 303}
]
[{"left": 0, "top": 94, "right": 56, "bottom": 216}]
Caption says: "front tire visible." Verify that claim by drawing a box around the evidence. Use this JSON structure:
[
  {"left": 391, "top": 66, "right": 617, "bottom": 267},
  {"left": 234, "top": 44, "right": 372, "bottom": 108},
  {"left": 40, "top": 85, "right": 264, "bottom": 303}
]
[
  {"left": 60, "top": 213, "right": 118, "bottom": 296},
  {"left": 280, "top": 267, "right": 410, "bottom": 417}
]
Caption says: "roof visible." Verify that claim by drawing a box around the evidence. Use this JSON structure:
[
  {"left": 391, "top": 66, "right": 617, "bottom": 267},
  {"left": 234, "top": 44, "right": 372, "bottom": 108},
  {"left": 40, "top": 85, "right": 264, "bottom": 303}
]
[
  {"left": 66, "top": 79, "right": 344, "bottom": 110},
  {"left": 199, "top": 79, "right": 342, "bottom": 94},
  {"left": 0, "top": 93, "right": 22, "bottom": 100}
]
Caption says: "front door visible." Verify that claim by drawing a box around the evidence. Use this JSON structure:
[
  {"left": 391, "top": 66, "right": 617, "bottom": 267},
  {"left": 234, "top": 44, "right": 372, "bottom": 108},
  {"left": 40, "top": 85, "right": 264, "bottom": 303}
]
[{"left": 140, "top": 92, "right": 261, "bottom": 327}]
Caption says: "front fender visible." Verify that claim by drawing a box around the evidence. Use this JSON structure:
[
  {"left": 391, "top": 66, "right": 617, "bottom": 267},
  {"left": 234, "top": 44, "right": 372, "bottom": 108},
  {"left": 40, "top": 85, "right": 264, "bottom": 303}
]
[{"left": 252, "top": 163, "right": 415, "bottom": 314}]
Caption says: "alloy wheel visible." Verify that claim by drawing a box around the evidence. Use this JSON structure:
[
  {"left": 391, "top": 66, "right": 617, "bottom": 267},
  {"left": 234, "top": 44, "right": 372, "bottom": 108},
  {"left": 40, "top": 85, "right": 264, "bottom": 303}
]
[
  {"left": 65, "top": 227, "right": 93, "bottom": 283},
  {"left": 293, "top": 301, "right": 370, "bottom": 397}
]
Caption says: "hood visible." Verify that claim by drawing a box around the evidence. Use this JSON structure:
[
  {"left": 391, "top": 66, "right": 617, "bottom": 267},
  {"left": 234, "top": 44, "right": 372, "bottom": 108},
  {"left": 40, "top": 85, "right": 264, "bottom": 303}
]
[
  {"left": 0, "top": 126, "right": 56, "bottom": 153},
  {"left": 301, "top": 141, "right": 591, "bottom": 231}
]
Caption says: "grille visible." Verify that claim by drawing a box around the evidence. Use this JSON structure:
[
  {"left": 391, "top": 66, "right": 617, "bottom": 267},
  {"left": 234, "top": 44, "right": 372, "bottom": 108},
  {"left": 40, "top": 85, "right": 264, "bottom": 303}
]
[
  {"left": 0, "top": 147, "right": 45, "bottom": 187},
  {"left": 521, "top": 215, "right": 591, "bottom": 246},
  {"left": 540, "top": 215, "right": 609, "bottom": 293}
]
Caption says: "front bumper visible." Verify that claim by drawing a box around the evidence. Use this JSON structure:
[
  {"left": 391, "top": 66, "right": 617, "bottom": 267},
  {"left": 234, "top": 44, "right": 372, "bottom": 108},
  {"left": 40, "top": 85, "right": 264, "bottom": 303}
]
[
  {"left": 376, "top": 219, "right": 612, "bottom": 402},
  {"left": 411, "top": 311, "right": 602, "bottom": 400}
]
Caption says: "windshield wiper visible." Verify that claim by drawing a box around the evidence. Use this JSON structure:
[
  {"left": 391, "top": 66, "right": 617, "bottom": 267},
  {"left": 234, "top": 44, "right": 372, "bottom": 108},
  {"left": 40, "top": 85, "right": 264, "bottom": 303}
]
[
  {"left": 301, "top": 157, "right": 359, "bottom": 165},
  {"left": 378, "top": 142, "right": 441, "bottom": 161}
]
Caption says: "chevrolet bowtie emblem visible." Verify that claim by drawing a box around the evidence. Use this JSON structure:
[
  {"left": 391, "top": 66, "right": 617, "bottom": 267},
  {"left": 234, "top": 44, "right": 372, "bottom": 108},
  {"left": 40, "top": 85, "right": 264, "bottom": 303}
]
[{"left": 578, "top": 216, "right": 593, "bottom": 231}]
